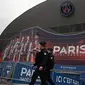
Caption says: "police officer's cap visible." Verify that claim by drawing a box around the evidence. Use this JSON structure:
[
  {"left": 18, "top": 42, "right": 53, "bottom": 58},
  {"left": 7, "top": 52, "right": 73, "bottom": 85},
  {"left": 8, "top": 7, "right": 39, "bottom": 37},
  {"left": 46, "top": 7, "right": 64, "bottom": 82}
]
[{"left": 39, "top": 41, "right": 46, "bottom": 47}]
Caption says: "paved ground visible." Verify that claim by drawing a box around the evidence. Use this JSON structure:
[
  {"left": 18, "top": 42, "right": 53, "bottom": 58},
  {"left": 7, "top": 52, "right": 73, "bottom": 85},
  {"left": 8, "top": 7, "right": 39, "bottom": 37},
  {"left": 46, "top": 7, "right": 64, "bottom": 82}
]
[
  {"left": 0, "top": 84, "right": 28, "bottom": 85},
  {"left": 0, "top": 83, "right": 28, "bottom": 85},
  {"left": 0, "top": 83, "right": 12, "bottom": 85}
]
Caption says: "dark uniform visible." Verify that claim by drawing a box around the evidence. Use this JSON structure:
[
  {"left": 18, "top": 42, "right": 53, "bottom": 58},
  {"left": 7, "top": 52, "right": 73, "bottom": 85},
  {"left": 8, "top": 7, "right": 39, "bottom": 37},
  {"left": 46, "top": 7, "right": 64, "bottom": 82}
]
[{"left": 29, "top": 41, "right": 48, "bottom": 85}]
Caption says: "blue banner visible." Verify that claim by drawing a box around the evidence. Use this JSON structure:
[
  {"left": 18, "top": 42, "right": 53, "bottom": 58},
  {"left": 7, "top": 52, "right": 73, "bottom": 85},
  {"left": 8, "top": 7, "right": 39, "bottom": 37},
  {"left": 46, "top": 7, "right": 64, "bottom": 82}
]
[
  {"left": 12, "top": 62, "right": 83, "bottom": 85},
  {"left": 0, "top": 61, "right": 15, "bottom": 83},
  {"left": 12, "top": 62, "right": 40, "bottom": 84},
  {"left": 53, "top": 72, "right": 82, "bottom": 85},
  {"left": 0, "top": 61, "right": 14, "bottom": 77},
  {"left": 54, "top": 64, "right": 85, "bottom": 72}
]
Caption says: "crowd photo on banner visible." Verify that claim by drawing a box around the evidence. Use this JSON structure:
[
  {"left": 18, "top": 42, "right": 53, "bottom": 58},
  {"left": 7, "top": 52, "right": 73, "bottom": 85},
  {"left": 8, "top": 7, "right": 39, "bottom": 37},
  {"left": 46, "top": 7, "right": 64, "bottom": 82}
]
[{"left": 2, "top": 27, "right": 85, "bottom": 65}]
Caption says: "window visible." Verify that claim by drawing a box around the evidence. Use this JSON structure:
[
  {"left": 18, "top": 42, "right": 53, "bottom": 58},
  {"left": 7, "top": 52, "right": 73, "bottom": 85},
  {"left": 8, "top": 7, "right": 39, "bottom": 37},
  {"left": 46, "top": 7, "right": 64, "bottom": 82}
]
[
  {"left": 50, "top": 27, "right": 59, "bottom": 33},
  {"left": 59, "top": 25, "right": 70, "bottom": 33},
  {"left": 82, "top": 23, "right": 85, "bottom": 30},
  {"left": 49, "top": 23, "right": 84, "bottom": 34}
]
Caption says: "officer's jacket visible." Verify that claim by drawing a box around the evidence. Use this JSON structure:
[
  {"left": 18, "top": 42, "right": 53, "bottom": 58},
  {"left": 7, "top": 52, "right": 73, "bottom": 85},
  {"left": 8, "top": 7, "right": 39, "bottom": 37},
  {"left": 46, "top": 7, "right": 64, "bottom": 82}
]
[{"left": 34, "top": 48, "right": 48, "bottom": 68}]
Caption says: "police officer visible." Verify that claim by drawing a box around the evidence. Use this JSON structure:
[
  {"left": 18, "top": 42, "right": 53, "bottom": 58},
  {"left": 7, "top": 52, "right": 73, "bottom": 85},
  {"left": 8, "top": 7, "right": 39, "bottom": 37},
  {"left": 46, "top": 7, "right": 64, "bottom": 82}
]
[
  {"left": 29, "top": 41, "right": 48, "bottom": 85},
  {"left": 46, "top": 48, "right": 55, "bottom": 85}
]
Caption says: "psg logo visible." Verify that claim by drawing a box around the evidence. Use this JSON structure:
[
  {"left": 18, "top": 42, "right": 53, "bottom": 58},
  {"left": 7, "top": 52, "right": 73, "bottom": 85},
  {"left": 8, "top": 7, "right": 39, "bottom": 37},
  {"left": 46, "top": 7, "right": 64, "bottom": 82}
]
[{"left": 60, "top": 1, "right": 74, "bottom": 17}]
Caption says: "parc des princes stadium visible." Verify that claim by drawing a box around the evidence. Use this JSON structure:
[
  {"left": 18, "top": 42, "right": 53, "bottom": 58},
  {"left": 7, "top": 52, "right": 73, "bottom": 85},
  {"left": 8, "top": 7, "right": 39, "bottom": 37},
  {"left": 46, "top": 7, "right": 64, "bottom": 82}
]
[{"left": 1, "top": 0, "right": 85, "bottom": 85}]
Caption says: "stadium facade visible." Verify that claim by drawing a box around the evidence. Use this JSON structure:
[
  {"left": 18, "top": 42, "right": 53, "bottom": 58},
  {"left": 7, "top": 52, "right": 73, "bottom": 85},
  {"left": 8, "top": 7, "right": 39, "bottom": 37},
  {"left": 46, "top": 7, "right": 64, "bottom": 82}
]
[{"left": 0, "top": 0, "right": 85, "bottom": 85}]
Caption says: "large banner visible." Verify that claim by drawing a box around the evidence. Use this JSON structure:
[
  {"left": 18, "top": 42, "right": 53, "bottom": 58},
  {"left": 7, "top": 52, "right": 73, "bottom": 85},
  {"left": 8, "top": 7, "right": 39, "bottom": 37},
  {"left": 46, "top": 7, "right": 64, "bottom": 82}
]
[
  {"left": 20, "top": 27, "right": 85, "bottom": 65},
  {"left": 12, "top": 62, "right": 41, "bottom": 84},
  {"left": 12, "top": 62, "right": 82, "bottom": 85},
  {"left": 53, "top": 72, "right": 82, "bottom": 85},
  {"left": 0, "top": 61, "right": 15, "bottom": 83},
  {"left": 1, "top": 26, "right": 85, "bottom": 65}
]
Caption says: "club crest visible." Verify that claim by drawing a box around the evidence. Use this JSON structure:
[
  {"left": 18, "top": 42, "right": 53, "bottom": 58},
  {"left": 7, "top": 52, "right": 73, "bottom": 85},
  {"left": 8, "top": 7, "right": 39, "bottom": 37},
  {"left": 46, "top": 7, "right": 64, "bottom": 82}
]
[{"left": 60, "top": 1, "right": 74, "bottom": 17}]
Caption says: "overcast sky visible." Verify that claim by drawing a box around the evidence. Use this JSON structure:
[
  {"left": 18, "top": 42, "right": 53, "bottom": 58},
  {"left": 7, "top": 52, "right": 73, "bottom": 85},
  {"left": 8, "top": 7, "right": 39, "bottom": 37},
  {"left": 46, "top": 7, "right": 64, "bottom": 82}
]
[{"left": 0, "top": 0, "right": 46, "bottom": 35}]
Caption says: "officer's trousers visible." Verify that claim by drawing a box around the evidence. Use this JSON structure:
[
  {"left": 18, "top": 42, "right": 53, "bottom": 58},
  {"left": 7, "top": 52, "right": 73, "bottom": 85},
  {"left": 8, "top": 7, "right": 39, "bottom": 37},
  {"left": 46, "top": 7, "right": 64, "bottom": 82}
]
[{"left": 29, "top": 68, "right": 48, "bottom": 85}]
